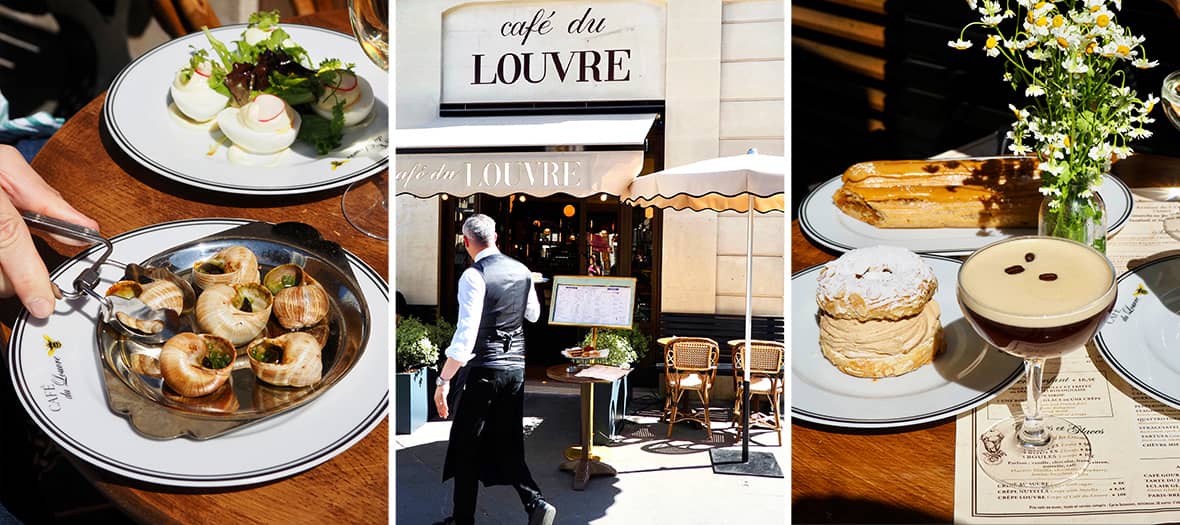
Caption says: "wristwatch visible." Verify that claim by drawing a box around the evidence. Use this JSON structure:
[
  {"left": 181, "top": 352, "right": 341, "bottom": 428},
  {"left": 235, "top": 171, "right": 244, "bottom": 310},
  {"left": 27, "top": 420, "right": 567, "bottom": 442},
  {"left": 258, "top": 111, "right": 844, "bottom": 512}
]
[{"left": 436, "top": 375, "right": 451, "bottom": 386}]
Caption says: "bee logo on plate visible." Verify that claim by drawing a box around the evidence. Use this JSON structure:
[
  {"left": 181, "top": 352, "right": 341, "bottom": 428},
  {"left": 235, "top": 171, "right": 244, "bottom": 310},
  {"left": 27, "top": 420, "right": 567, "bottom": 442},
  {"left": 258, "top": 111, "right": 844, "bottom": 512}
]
[
  {"left": 43, "top": 335, "right": 62, "bottom": 356},
  {"left": 1134, "top": 283, "right": 1149, "bottom": 297}
]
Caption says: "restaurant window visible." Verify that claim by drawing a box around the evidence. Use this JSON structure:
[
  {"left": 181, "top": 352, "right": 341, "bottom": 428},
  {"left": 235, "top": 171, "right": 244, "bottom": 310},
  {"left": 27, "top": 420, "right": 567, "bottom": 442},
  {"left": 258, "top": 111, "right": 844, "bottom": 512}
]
[
  {"left": 440, "top": 193, "right": 662, "bottom": 365},
  {"left": 437, "top": 109, "right": 664, "bottom": 368}
]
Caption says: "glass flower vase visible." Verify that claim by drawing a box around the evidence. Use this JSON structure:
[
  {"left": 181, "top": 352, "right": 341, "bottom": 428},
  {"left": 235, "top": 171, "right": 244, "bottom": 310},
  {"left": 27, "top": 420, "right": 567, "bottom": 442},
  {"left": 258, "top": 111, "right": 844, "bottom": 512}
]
[{"left": 1038, "top": 189, "right": 1107, "bottom": 253}]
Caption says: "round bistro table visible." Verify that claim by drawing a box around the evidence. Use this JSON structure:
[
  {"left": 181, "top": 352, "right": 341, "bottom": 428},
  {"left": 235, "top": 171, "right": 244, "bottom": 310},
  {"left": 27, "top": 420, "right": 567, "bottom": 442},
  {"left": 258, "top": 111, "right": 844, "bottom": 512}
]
[{"left": 544, "top": 364, "right": 631, "bottom": 490}]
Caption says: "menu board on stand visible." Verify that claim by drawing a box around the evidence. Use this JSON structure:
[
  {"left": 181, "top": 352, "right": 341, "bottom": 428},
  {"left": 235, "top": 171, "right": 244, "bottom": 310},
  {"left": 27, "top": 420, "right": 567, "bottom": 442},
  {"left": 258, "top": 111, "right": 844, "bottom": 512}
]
[{"left": 547, "top": 275, "right": 637, "bottom": 350}]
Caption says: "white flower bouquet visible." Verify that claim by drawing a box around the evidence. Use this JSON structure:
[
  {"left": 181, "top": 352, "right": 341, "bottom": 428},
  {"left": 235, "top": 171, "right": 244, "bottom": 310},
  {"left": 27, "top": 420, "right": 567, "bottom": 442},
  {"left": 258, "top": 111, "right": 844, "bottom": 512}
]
[{"left": 950, "top": 0, "right": 1158, "bottom": 249}]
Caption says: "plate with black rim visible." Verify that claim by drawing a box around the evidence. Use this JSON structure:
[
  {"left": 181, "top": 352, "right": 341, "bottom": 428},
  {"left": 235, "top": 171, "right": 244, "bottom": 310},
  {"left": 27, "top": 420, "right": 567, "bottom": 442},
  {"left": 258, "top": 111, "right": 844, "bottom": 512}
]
[
  {"left": 798, "top": 172, "right": 1133, "bottom": 257},
  {"left": 7, "top": 219, "right": 388, "bottom": 487},
  {"left": 1096, "top": 255, "right": 1180, "bottom": 412},
  {"left": 792, "top": 254, "right": 1024, "bottom": 429},
  {"left": 103, "top": 24, "right": 388, "bottom": 195}
]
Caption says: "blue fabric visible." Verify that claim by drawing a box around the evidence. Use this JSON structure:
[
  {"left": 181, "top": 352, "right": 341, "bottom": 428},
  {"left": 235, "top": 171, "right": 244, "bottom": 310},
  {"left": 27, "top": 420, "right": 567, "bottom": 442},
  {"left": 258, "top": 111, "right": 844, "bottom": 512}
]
[
  {"left": 14, "top": 138, "right": 48, "bottom": 163},
  {"left": 0, "top": 501, "right": 21, "bottom": 525}
]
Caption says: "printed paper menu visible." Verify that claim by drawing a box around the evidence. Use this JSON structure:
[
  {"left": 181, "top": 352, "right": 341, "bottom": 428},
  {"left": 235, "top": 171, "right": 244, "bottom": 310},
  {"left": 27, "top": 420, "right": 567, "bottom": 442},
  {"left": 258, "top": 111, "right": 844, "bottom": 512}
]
[
  {"left": 955, "top": 345, "right": 1180, "bottom": 523},
  {"left": 954, "top": 195, "right": 1180, "bottom": 523}
]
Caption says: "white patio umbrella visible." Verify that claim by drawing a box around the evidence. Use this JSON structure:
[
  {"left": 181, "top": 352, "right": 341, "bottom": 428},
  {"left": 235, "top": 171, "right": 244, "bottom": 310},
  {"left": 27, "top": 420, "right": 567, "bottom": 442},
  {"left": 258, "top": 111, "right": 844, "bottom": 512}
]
[{"left": 622, "top": 149, "right": 785, "bottom": 474}]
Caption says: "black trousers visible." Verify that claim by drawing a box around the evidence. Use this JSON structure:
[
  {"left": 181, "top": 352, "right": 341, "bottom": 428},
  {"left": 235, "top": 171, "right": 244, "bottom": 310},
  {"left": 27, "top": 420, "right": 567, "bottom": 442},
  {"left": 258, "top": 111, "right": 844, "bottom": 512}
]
[{"left": 446, "top": 367, "right": 543, "bottom": 524}]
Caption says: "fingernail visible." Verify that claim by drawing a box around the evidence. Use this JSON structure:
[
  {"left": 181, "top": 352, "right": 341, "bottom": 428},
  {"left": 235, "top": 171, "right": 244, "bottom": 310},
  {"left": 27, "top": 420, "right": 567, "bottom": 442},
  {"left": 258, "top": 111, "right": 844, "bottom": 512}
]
[{"left": 27, "top": 297, "right": 52, "bottom": 318}]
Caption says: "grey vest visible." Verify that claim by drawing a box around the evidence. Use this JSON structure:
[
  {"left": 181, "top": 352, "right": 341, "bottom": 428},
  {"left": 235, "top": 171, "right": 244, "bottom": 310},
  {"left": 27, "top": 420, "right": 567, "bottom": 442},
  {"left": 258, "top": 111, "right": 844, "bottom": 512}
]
[{"left": 467, "top": 253, "right": 530, "bottom": 369}]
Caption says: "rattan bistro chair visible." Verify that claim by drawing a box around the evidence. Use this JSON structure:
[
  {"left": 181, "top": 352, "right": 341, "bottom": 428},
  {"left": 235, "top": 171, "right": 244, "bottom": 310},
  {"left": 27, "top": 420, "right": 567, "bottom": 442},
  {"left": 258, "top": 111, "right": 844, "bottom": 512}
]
[
  {"left": 732, "top": 340, "right": 785, "bottom": 445},
  {"left": 664, "top": 337, "right": 720, "bottom": 439}
]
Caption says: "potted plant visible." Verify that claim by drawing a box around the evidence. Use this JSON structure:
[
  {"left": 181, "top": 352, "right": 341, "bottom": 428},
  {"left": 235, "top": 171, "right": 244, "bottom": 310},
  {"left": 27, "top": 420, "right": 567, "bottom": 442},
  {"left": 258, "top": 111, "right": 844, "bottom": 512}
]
[
  {"left": 581, "top": 325, "right": 650, "bottom": 444},
  {"left": 424, "top": 313, "right": 455, "bottom": 420},
  {"left": 395, "top": 317, "right": 441, "bottom": 434},
  {"left": 950, "top": 0, "right": 1158, "bottom": 251}
]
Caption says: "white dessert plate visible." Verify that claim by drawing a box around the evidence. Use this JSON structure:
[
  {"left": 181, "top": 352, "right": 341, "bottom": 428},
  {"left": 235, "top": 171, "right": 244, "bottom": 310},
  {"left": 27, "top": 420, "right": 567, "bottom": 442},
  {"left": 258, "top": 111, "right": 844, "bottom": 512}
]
[
  {"left": 799, "top": 173, "right": 1133, "bottom": 256},
  {"left": 792, "top": 255, "right": 1024, "bottom": 429},
  {"left": 103, "top": 24, "right": 388, "bottom": 195},
  {"left": 1096, "top": 255, "right": 1180, "bottom": 411},
  {"left": 7, "top": 219, "right": 388, "bottom": 487}
]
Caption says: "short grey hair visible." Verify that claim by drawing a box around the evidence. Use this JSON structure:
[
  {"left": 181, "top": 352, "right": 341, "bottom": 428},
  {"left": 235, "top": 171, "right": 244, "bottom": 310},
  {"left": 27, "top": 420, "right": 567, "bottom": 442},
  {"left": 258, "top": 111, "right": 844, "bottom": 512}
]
[{"left": 462, "top": 214, "right": 496, "bottom": 247}]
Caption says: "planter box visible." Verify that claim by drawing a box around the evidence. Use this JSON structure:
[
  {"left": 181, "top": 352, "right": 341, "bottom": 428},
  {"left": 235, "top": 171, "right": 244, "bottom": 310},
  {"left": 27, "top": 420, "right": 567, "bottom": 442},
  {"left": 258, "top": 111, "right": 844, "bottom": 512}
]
[
  {"left": 592, "top": 374, "right": 628, "bottom": 445},
  {"left": 395, "top": 368, "right": 428, "bottom": 435}
]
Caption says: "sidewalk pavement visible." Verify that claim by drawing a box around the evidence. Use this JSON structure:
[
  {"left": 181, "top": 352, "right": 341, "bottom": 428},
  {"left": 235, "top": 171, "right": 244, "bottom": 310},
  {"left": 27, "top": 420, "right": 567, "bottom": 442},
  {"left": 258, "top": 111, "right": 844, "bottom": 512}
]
[{"left": 395, "top": 380, "right": 786, "bottom": 524}]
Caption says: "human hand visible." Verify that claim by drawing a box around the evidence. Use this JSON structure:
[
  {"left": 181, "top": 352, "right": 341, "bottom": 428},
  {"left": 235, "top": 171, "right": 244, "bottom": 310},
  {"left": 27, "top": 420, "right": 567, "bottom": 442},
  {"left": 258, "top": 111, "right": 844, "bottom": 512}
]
[
  {"left": 434, "top": 381, "right": 450, "bottom": 419},
  {"left": 0, "top": 145, "right": 99, "bottom": 318}
]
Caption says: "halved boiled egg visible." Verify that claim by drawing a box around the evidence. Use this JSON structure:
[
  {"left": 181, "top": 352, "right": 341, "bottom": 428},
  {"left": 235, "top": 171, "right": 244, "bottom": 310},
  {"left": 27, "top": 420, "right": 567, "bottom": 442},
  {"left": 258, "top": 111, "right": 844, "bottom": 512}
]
[
  {"left": 312, "top": 70, "right": 374, "bottom": 127},
  {"left": 170, "top": 61, "right": 229, "bottom": 122},
  {"left": 215, "top": 94, "right": 301, "bottom": 154},
  {"left": 243, "top": 26, "right": 295, "bottom": 48}
]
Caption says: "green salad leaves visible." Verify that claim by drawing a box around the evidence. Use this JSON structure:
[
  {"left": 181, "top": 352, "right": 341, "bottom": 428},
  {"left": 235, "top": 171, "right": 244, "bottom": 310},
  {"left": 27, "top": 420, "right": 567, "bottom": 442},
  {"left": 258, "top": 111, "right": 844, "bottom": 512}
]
[{"left": 185, "top": 10, "right": 359, "bottom": 155}]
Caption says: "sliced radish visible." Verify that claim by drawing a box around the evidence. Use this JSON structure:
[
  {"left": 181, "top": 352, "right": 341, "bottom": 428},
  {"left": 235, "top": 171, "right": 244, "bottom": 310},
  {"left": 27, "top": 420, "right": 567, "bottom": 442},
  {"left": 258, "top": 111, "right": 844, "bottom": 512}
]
[
  {"left": 332, "top": 72, "right": 358, "bottom": 92},
  {"left": 195, "top": 61, "right": 212, "bottom": 78},
  {"left": 254, "top": 94, "right": 287, "bottom": 123}
]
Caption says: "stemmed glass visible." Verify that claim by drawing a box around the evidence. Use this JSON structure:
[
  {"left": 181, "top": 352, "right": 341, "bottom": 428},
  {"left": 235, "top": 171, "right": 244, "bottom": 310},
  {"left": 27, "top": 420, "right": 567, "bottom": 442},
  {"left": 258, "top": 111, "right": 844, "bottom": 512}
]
[
  {"left": 957, "top": 236, "right": 1117, "bottom": 488},
  {"left": 341, "top": 0, "right": 389, "bottom": 240},
  {"left": 1156, "top": 71, "right": 1180, "bottom": 238}
]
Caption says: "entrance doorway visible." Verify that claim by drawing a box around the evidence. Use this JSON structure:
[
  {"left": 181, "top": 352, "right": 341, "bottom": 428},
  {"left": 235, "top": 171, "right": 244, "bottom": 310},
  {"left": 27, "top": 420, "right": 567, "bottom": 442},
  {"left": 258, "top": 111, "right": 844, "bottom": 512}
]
[{"left": 439, "top": 195, "right": 661, "bottom": 366}]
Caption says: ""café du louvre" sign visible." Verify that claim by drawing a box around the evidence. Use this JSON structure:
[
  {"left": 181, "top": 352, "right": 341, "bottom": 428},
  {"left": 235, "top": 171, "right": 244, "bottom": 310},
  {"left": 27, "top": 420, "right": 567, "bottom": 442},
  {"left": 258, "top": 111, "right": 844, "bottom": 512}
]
[
  {"left": 394, "top": 151, "right": 644, "bottom": 198},
  {"left": 441, "top": 1, "right": 667, "bottom": 103}
]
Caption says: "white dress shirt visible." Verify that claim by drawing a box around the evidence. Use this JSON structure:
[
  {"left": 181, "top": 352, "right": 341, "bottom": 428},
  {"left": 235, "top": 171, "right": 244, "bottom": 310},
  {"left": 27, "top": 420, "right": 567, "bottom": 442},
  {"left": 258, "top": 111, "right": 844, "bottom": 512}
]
[{"left": 444, "top": 247, "right": 541, "bottom": 365}]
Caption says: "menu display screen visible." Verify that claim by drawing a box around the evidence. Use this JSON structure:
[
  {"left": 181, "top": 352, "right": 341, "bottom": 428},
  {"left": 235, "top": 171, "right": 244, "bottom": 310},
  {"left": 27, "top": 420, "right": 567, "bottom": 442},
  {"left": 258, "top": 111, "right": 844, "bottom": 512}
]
[{"left": 547, "top": 276, "right": 636, "bottom": 329}]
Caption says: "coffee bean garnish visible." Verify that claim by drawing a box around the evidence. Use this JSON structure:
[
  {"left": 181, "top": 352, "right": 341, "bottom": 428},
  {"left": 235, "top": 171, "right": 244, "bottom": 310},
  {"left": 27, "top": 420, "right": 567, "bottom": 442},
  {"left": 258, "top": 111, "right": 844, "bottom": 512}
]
[
  {"left": 1025, "top": 252, "right": 1035, "bottom": 262},
  {"left": 1005, "top": 265, "right": 1025, "bottom": 274},
  {"left": 1039, "top": 273, "right": 1058, "bottom": 281}
]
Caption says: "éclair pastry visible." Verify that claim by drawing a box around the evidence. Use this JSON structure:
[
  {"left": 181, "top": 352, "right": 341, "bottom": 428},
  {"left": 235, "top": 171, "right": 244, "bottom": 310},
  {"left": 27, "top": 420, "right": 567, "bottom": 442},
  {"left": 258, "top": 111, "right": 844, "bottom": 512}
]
[
  {"left": 834, "top": 157, "right": 1042, "bottom": 228},
  {"left": 816, "top": 246, "right": 944, "bottom": 378}
]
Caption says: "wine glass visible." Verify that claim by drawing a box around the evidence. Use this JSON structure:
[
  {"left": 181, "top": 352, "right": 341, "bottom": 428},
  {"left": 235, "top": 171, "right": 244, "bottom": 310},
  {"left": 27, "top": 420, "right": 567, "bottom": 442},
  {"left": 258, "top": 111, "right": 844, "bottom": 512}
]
[
  {"left": 957, "top": 236, "right": 1117, "bottom": 488},
  {"left": 1156, "top": 71, "right": 1180, "bottom": 238},
  {"left": 341, "top": 0, "right": 389, "bottom": 240}
]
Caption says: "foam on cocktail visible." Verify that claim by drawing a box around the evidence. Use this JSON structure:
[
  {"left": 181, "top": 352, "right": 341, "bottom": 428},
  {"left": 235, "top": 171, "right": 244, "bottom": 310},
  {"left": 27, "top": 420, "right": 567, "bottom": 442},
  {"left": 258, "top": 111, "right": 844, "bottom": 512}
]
[{"left": 958, "top": 237, "right": 1116, "bottom": 328}]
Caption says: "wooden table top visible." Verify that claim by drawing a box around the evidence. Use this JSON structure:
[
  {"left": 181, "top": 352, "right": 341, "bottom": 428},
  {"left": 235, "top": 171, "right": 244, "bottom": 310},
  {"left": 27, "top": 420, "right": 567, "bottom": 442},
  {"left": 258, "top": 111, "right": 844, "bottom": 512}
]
[
  {"left": 18, "top": 9, "right": 389, "bottom": 525},
  {"left": 791, "top": 153, "right": 1180, "bottom": 523}
]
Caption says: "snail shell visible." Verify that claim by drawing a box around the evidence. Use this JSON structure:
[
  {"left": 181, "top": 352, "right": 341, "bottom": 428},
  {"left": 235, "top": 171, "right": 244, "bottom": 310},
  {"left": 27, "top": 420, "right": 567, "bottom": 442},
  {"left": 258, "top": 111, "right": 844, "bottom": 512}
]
[
  {"left": 246, "top": 331, "right": 323, "bottom": 387},
  {"left": 107, "top": 279, "right": 185, "bottom": 313},
  {"left": 196, "top": 283, "right": 273, "bottom": 346},
  {"left": 106, "top": 279, "right": 186, "bottom": 334},
  {"left": 163, "top": 382, "right": 240, "bottom": 413},
  {"left": 159, "top": 332, "right": 236, "bottom": 397},
  {"left": 192, "top": 246, "right": 260, "bottom": 289},
  {"left": 264, "top": 264, "right": 330, "bottom": 330}
]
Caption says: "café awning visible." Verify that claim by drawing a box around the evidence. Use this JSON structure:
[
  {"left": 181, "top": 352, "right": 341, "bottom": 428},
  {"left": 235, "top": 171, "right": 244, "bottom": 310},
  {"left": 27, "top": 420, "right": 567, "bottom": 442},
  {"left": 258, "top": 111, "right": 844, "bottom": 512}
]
[{"left": 395, "top": 113, "right": 657, "bottom": 199}]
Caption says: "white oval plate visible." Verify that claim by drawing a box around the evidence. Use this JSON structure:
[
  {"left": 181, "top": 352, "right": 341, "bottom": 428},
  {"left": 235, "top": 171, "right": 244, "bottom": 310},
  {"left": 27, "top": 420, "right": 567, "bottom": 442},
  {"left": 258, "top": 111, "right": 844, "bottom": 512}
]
[
  {"left": 1096, "top": 255, "right": 1180, "bottom": 411},
  {"left": 7, "top": 219, "right": 388, "bottom": 487},
  {"left": 104, "top": 24, "right": 388, "bottom": 195},
  {"left": 799, "top": 173, "right": 1133, "bottom": 256},
  {"left": 792, "top": 255, "right": 1024, "bottom": 429}
]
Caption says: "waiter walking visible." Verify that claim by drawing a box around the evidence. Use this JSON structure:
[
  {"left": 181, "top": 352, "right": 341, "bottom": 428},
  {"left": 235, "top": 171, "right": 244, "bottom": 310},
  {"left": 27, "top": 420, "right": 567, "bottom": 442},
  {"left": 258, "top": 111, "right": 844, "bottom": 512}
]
[{"left": 433, "top": 214, "right": 556, "bottom": 525}]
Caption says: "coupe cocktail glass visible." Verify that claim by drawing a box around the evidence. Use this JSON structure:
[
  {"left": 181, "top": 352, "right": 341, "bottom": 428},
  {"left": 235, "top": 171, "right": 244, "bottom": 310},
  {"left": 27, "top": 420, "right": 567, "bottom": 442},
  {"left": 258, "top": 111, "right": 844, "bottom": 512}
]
[{"left": 957, "top": 236, "right": 1117, "bottom": 488}]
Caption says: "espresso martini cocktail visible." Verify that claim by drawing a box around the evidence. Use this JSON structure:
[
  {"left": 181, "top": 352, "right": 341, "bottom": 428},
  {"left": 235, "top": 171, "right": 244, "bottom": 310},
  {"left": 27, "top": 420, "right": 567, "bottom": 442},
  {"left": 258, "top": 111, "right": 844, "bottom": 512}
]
[
  {"left": 958, "top": 236, "right": 1117, "bottom": 359},
  {"left": 957, "top": 236, "right": 1117, "bottom": 489}
]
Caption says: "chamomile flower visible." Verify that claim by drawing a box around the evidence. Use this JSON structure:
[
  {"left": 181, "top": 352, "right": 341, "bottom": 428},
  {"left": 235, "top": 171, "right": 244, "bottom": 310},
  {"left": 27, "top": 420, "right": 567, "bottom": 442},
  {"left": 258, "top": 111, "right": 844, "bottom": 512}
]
[
  {"left": 948, "top": 39, "right": 973, "bottom": 50},
  {"left": 1132, "top": 57, "right": 1158, "bottom": 69},
  {"left": 1128, "top": 127, "right": 1152, "bottom": 139},
  {"left": 985, "top": 36, "right": 1001, "bottom": 56},
  {"left": 1025, "top": 85, "right": 1046, "bottom": 97},
  {"left": 1063, "top": 55, "right": 1090, "bottom": 74}
]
